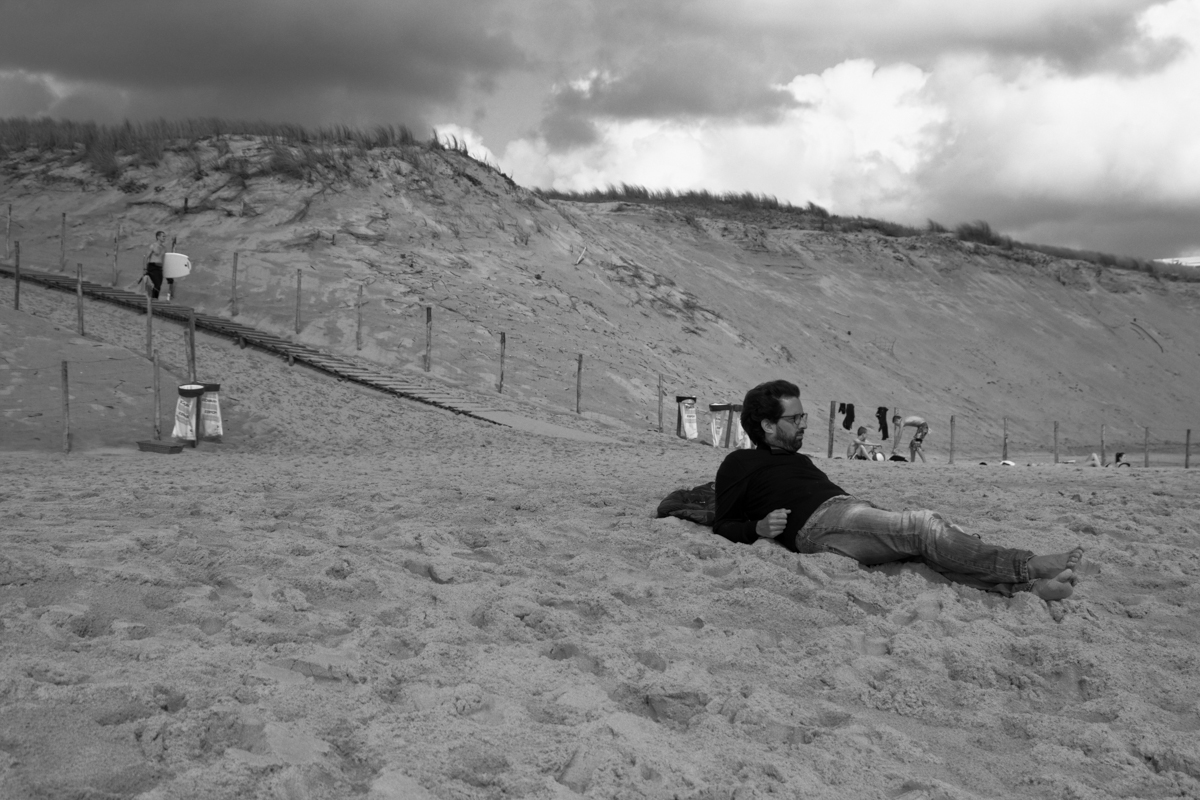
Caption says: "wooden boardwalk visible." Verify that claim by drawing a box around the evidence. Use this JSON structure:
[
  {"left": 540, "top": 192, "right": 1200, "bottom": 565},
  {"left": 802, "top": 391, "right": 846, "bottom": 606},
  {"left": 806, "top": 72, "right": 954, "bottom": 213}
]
[{"left": 0, "top": 263, "right": 507, "bottom": 424}]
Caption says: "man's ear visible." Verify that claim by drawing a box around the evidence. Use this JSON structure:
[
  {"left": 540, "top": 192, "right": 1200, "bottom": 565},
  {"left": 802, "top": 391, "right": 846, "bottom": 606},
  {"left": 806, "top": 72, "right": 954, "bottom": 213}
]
[{"left": 760, "top": 418, "right": 773, "bottom": 435}]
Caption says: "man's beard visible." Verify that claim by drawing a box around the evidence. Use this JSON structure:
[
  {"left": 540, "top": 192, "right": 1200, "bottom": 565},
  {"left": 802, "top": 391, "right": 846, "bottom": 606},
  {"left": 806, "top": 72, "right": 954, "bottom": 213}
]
[{"left": 781, "top": 432, "right": 804, "bottom": 452}]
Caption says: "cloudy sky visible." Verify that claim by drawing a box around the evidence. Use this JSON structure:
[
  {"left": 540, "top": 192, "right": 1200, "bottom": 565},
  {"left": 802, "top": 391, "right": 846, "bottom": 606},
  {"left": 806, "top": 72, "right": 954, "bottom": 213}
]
[{"left": 2, "top": 0, "right": 1198, "bottom": 258}]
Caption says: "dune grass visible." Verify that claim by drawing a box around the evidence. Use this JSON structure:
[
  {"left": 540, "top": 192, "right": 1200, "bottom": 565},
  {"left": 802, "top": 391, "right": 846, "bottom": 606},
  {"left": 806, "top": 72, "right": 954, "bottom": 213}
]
[
  {"left": 0, "top": 117, "right": 424, "bottom": 183},
  {"left": 539, "top": 184, "right": 1195, "bottom": 282},
  {"left": 0, "top": 118, "right": 418, "bottom": 156},
  {"left": 2, "top": 118, "right": 1192, "bottom": 281},
  {"left": 953, "top": 219, "right": 1194, "bottom": 281}
]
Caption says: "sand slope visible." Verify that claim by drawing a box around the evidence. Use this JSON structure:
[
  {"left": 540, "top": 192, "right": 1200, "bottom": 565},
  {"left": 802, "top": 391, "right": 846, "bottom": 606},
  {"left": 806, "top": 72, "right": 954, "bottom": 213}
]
[{"left": 3, "top": 138, "right": 1200, "bottom": 457}]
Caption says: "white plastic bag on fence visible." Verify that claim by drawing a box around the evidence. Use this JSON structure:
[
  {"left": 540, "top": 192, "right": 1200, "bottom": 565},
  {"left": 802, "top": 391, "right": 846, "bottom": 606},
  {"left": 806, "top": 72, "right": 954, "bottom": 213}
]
[
  {"left": 710, "top": 413, "right": 725, "bottom": 447},
  {"left": 172, "top": 384, "right": 204, "bottom": 441},
  {"left": 200, "top": 383, "right": 223, "bottom": 441},
  {"left": 676, "top": 396, "right": 699, "bottom": 440}
]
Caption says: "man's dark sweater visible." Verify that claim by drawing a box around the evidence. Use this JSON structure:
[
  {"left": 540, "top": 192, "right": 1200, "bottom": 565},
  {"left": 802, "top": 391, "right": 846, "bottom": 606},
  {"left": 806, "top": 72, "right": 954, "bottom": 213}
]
[{"left": 713, "top": 445, "right": 847, "bottom": 551}]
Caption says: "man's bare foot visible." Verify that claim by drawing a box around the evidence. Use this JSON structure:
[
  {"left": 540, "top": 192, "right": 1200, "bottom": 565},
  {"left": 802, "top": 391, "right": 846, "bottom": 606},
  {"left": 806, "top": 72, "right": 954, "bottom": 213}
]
[
  {"left": 1032, "top": 569, "right": 1075, "bottom": 601},
  {"left": 1028, "top": 547, "right": 1085, "bottom": 580}
]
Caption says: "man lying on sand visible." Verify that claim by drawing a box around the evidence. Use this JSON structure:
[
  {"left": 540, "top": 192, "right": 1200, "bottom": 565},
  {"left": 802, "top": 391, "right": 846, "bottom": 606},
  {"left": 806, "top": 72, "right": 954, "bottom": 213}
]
[{"left": 714, "top": 380, "right": 1084, "bottom": 600}]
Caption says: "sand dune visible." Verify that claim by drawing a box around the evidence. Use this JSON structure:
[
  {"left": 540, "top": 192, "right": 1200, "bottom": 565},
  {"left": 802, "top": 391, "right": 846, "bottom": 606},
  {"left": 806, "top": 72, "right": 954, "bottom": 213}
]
[{"left": 4, "top": 138, "right": 1199, "bottom": 456}]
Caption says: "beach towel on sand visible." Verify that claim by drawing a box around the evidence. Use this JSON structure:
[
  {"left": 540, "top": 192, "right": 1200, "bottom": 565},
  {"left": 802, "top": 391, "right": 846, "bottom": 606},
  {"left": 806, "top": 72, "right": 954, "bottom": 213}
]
[{"left": 656, "top": 481, "right": 717, "bottom": 526}]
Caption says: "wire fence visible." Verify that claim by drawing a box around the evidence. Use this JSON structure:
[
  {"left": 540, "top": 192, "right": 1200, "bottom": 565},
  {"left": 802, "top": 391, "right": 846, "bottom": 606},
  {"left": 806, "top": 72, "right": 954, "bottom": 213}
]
[
  {"left": 2, "top": 206, "right": 1196, "bottom": 463},
  {"left": 670, "top": 400, "right": 1194, "bottom": 468},
  {"left": 2, "top": 213, "right": 655, "bottom": 416},
  {"left": 0, "top": 353, "right": 174, "bottom": 452}
]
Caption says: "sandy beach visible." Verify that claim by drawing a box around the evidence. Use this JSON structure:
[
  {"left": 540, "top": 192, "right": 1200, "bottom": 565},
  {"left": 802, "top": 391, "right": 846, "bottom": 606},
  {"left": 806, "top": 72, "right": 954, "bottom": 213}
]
[{"left": 3, "top": 280, "right": 1200, "bottom": 800}]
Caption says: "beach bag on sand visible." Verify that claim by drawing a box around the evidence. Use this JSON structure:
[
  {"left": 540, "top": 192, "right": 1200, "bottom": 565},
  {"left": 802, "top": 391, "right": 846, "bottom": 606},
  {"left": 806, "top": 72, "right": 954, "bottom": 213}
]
[{"left": 656, "top": 481, "right": 717, "bottom": 526}]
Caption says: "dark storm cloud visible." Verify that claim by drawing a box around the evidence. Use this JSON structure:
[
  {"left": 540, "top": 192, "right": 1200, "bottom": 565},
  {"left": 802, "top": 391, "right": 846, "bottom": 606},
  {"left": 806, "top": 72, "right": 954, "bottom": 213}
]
[
  {"left": 1020, "top": 204, "right": 1200, "bottom": 261},
  {"left": 919, "top": 189, "right": 1200, "bottom": 261},
  {"left": 862, "top": 1, "right": 1183, "bottom": 75},
  {"left": 539, "top": 47, "right": 800, "bottom": 148},
  {"left": 0, "top": 0, "right": 525, "bottom": 109},
  {"left": 527, "top": 0, "right": 1178, "bottom": 150},
  {"left": 575, "top": 53, "right": 798, "bottom": 120}
]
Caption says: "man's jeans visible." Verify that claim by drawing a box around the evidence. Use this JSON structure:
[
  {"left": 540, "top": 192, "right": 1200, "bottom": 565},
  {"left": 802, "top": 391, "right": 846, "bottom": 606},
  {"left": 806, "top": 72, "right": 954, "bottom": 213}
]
[{"left": 797, "top": 496, "right": 1035, "bottom": 595}]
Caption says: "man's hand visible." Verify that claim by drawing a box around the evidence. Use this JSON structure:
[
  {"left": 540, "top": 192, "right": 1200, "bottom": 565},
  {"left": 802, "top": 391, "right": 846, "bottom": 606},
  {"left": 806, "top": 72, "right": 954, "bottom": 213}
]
[{"left": 755, "top": 508, "right": 789, "bottom": 539}]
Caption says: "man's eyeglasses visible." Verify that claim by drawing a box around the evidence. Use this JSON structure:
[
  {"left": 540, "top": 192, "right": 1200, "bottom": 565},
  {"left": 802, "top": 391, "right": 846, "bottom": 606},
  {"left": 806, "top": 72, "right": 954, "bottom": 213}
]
[{"left": 777, "top": 413, "right": 807, "bottom": 427}]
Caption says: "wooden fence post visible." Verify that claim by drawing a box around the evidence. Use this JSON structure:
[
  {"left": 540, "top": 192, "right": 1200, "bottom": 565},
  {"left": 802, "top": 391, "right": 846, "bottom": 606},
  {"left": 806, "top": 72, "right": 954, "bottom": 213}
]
[
  {"left": 1186, "top": 429, "right": 1192, "bottom": 469},
  {"left": 1144, "top": 427, "right": 1150, "bottom": 467},
  {"left": 187, "top": 310, "right": 197, "bottom": 382},
  {"left": 12, "top": 241, "right": 19, "bottom": 311},
  {"left": 658, "top": 373, "right": 664, "bottom": 433},
  {"left": 61, "top": 361, "right": 70, "bottom": 453},
  {"left": 76, "top": 263, "right": 84, "bottom": 335},
  {"left": 153, "top": 351, "right": 161, "bottom": 441},
  {"left": 231, "top": 252, "right": 239, "bottom": 316},
  {"left": 423, "top": 306, "right": 432, "bottom": 372},
  {"left": 112, "top": 222, "right": 120, "bottom": 287},
  {"left": 295, "top": 269, "right": 302, "bottom": 334},
  {"left": 575, "top": 354, "right": 583, "bottom": 414},
  {"left": 827, "top": 401, "right": 836, "bottom": 459},
  {"left": 356, "top": 284, "right": 364, "bottom": 350},
  {"left": 949, "top": 415, "right": 956, "bottom": 464},
  {"left": 60, "top": 212, "right": 66, "bottom": 272},
  {"left": 1053, "top": 421, "right": 1059, "bottom": 464},
  {"left": 5, "top": 203, "right": 9, "bottom": 259},
  {"left": 497, "top": 332, "right": 505, "bottom": 393},
  {"left": 1100, "top": 424, "right": 1106, "bottom": 467},
  {"left": 145, "top": 282, "right": 153, "bottom": 358},
  {"left": 1002, "top": 417, "right": 1008, "bottom": 461}
]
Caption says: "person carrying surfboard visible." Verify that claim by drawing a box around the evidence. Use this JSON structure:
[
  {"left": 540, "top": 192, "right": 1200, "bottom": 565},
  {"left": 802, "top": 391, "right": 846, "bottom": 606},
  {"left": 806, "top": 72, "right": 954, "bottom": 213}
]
[{"left": 144, "top": 230, "right": 168, "bottom": 300}]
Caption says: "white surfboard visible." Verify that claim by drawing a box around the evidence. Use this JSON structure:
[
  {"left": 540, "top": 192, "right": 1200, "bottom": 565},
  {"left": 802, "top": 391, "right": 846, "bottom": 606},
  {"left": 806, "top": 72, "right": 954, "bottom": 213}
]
[{"left": 163, "top": 252, "right": 192, "bottom": 279}]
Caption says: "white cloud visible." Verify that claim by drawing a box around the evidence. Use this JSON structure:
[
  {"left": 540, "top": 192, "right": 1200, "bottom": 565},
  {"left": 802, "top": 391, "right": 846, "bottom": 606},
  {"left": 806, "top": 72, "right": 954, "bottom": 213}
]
[
  {"left": 433, "top": 123, "right": 500, "bottom": 166},
  {"left": 501, "top": 59, "right": 947, "bottom": 216},
  {"left": 0, "top": 70, "right": 133, "bottom": 121},
  {"left": 927, "top": 0, "right": 1200, "bottom": 202}
]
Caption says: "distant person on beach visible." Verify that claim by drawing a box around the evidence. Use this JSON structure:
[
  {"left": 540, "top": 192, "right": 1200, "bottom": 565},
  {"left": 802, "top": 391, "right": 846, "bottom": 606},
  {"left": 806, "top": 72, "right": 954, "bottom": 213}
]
[
  {"left": 847, "top": 426, "right": 883, "bottom": 460},
  {"left": 908, "top": 421, "right": 929, "bottom": 463},
  {"left": 1088, "top": 451, "right": 1130, "bottom": 468},
  {"left": 143, "top": 230, "right": 168, "bottom": 300},
  {"left": 891, "top": 413, "right": 927, "bottom": 456},
  {"left": 714, "top": 380, "right": 1084, "bottom": 600}
]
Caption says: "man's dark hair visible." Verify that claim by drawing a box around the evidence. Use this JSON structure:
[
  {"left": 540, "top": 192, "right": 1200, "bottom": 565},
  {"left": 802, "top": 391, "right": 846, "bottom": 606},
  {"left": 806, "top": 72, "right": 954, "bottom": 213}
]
[{"left": 741, "top": 379, "right": 800, "bottom": 447}]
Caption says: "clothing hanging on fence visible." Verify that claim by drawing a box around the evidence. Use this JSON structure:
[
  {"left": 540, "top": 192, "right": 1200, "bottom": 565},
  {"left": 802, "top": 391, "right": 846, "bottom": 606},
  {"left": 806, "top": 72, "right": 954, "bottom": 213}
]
[
  {"left": 841, "top": 403, "right": 855, "bottom": 430},
  {"left": 877, "top": 407, "right": 890, "bottom": 440}
]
